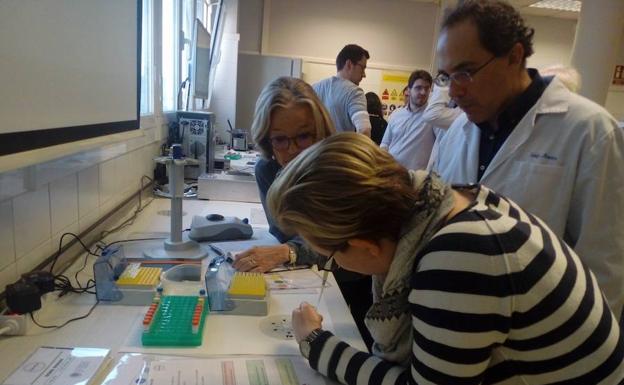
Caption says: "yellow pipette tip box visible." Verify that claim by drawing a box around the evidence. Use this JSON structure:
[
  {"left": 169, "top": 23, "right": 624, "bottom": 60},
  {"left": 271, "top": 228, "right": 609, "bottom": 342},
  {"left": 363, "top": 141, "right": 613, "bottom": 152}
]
[
  {"left": 116, "top": 263, "right": 161, "bottom": 288},
  {"left": 227, "top": 272, "right": 266, "bottom": 299}
]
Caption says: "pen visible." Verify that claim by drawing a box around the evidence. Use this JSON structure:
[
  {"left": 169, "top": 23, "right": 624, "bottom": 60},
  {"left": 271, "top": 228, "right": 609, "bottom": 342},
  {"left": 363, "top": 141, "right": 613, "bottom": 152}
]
[{"left": 208, "top": 244, "right": 233, "bottom": 263}]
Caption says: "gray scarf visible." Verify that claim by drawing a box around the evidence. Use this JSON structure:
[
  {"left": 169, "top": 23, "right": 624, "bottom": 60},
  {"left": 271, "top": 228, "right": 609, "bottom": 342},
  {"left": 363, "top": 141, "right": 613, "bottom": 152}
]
[{"left": 364, "top": 170, "right": 455, "bottom": 365}]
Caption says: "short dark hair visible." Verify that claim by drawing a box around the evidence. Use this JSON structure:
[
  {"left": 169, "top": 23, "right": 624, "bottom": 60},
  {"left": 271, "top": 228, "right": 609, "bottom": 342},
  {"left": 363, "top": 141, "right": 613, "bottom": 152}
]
[
  {"left": 365, "top": 92, "right": 383, "bottom": 116},
  {"left": 336, "top": 44, "right": 370, "bottom": 71},
  {"left": 442, "top": 0, "right": 534, "bottom": 62},
  {"left": 407, "top": 70, "right": 432, "bottom": 89}
]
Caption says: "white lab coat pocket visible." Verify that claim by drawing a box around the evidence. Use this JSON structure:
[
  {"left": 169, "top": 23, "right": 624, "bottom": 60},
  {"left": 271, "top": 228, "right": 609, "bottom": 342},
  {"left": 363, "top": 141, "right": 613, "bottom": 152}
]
[{"left": 510, "top": 160, "right": 567, "bottom": 233}]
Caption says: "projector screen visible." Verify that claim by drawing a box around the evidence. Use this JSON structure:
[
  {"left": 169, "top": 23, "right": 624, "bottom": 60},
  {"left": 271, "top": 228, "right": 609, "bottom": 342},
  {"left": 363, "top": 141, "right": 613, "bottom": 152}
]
[{"left": 0, "top": 0, "right": 141, "bottom": 156}]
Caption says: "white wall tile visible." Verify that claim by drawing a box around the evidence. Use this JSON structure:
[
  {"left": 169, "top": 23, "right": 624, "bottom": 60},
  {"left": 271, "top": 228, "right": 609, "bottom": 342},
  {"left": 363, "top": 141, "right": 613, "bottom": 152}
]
[
  {"left": 50, "top": 173, "right": 78, "bottom": 235},
  {"left": 16, "top": 239, "right": 52, "bottom": 275},
  {"left": 126, "top": 150, "right": 142, "bottom": 193},
  {"left": 0, "top": 201, "right": 15, "bottom": 270},
  {"left": 99, "top": 198, "right": 118, "bottom": 221},
  {"left": 142, "top": 145, "right": 156, "bottom": 181},
  {"left": 78, "top": 165, "right": 99, "bottom": 218},
  {"left": 13, "top": 187, "right": 51, "bottom": 258},
  {"left": 51, "top": 222, "right": 80, "bottom": 255},
  {"left": 0, "top": 169, "right": 27, "bottom": 203},
  {"left": 118, "top": 153, "right": 134, "bottom": 195},
  {"left": 78, "top": 208, "right": 100, "bottom": 233},
  {"left": 0, "top": 263, "right": 18, "bottom": 292},
  {"left": 99, "top": 157, "right": 118, "bottom": 206}
]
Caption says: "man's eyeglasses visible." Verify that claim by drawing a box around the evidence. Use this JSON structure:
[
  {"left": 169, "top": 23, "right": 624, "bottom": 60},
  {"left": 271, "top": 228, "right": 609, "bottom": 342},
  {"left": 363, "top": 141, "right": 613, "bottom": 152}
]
[
  {"left": 269, "top": 132, "right": 316, "bottom": 151},
  {"left": 434, "top": 55, "right": 497, "bottom": 87}
]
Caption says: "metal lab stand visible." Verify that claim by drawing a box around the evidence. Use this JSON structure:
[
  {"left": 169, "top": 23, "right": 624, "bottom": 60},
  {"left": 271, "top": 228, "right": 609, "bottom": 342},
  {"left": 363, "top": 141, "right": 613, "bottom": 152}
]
[{"left": 144, "top": 145, "right": 207, "bottom": 260}]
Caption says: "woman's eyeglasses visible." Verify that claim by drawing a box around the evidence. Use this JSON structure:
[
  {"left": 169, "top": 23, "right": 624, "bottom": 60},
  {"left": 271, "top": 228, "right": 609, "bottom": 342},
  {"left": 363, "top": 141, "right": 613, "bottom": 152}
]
[{"left": 269, "top": 132, "right": 316, "bottom": 151}]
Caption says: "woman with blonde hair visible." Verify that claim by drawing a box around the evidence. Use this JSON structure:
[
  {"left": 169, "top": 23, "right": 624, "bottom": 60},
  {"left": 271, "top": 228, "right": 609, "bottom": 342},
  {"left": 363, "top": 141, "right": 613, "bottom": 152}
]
[
  {"left": 234, "top": 76, "right": 333, "bottom": 272},
  {"left": 268, "top": 132, "right": 623, "bottom": 385},
  {"left": 233, "top": 77, "right": 374, "bottom": 349}
]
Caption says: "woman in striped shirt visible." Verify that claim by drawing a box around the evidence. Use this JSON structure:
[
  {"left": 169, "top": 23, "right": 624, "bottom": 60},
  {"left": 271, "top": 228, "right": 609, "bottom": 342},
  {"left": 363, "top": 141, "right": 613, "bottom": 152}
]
[{"left": 267, "top": 132, "right": 623, "bottom": 384}]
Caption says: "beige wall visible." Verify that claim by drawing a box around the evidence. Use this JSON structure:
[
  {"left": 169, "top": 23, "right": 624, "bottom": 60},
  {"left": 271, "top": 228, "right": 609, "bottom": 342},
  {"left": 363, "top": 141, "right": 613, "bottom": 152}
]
[
  {"left": 525, "top": 15, "right": 577, "bottom": 69},
  {"left": 239, "top": 0, "right": 624, "bottom": 120},
  {"left": 242, "top": 0, "right": 439, "bottom": 70}
]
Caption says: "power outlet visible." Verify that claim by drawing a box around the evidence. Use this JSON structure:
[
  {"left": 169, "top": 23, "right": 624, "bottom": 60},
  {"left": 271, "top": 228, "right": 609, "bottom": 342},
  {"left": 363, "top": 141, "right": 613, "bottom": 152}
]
[{"left": 0, "top": 313, "right": 30, "bottom": 336}]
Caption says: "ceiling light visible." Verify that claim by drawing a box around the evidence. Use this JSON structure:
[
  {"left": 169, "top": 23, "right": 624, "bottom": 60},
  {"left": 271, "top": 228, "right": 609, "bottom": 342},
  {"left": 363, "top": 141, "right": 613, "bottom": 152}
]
[{"left": 530, "top": 0, "right": 581, "bottom": 12}]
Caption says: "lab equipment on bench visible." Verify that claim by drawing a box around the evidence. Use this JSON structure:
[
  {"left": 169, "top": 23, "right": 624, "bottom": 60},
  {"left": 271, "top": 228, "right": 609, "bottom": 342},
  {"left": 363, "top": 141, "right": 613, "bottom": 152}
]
[
  {"left": 204, "top": 257, "right": 269, "bottom": 316},
  {"left": 141, "top": 293, "right": 209, "bottom": 346},
  {"left": 177, "top": 111, "right": 215, "bottom": 179},
  {"left": 188, "top": 214, "right": 253, "bottom": 242},
  {"left": 144, "top": 145, "right": 207, "bottom": 260},
  {"left": 93, "top": 245, "right": 161, "bottom": 305}
]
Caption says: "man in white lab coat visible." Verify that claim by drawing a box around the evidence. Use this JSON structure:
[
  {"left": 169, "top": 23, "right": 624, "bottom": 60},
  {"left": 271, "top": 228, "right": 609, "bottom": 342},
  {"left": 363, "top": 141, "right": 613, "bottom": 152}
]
[{"left": 430, "top": 0, "right": 624, "bottom": 319}]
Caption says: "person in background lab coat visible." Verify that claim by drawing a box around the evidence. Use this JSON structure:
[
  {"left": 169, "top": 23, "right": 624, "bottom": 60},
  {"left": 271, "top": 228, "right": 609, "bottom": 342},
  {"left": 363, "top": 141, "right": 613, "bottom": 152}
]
[
  {"left": 430, "top": 0, "right": 624, "bottom": 320},
  {"left": 423, "top": 85, "right": 461, "bottom": 130},
  {"left": 422, "top": 85, "right": 462, "bottom": 170},
  {"left": 541, "top": 64, "right": 582, "bottom": 93}
]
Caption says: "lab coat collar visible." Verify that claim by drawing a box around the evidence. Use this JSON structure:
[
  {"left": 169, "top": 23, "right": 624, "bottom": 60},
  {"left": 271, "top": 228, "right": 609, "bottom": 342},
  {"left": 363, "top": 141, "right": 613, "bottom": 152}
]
[
  {"left": 534, "top": 76, "right": 571, "bottom": 116},
  {"left": 479, "top": 75, "right": 571, "bottom": 181}
]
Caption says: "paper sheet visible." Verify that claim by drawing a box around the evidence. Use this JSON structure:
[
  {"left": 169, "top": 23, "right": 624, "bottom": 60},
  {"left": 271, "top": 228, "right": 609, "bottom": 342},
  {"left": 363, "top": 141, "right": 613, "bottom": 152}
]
[
  {"left": 265, "top": 269, "right": 330, "bottom": 291},
  {"left": 147, "top": 356, "right": 333, "bottom": 385},
  {"left": 102, "top": 353, "right": 337, "bottom": 385},
  {"left": 3, "top": 347, "right": 110, "bottom": 385}
]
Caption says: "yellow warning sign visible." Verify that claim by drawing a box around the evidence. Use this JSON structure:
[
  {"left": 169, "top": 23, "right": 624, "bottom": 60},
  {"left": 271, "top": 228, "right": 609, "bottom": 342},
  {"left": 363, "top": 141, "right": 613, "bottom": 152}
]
[
  {"left": 390, "top": 89, "right": 398, "bottom": 101},
  {"left": 380, "top": 71, "right": 411, "bottom": 118},
  {"left": 382, "top": 74, "right": 409, "bottom": 83}
]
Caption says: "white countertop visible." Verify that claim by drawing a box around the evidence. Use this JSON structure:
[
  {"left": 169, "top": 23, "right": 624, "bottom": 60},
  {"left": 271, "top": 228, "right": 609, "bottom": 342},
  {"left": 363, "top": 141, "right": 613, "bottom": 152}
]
[{"left": 0, "top": 197, "right": 365, "bottom": 381}]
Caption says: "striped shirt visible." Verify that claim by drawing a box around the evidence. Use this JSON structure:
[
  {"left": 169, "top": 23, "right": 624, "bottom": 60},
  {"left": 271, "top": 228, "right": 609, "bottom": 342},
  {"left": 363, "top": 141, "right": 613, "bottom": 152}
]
[{"left": 307, "top": 185, "right": 624, "bottom": 384}]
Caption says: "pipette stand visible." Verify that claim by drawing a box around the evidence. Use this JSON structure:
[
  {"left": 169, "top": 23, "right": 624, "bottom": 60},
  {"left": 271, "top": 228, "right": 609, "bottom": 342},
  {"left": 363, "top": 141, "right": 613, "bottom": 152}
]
[{"left": 144, "top": 146, "right": 207, "bottom": 260}]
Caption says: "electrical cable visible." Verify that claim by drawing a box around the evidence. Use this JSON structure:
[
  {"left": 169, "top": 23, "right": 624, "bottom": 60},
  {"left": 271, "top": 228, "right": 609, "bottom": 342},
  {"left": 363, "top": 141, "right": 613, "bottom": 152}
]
[
  {"left": 185, "top": 63, "right": 192, "bottom": 111},
  {"left": 177, "top": 76, "right": 190, "bottom": 111},
  {"left": 102, "top": 237, "right": 166, "bottom": 249},
  {"left": 49, "top": 232, "right": 101, "bottom": 274},
  {"left": 29, "top": 300, "right": 100, "bottom": 329},
  {"left": 45, "top": 231, "right": 100, "bottom": 298},
  {"left": 18, "top": 174, "right": 162, "bottom": 330}
]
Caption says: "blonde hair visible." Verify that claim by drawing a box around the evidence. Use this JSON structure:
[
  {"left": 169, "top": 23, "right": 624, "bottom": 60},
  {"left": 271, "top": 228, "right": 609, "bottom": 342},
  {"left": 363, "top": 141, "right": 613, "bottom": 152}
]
[
  {"left": 541, "top": 65, "right": 581, "bottom": 93},
  {"left": 251, "top": 77, "right": 335, "bottom": 159},
  {"left": 267, "top": 133, "right": 418, "bottom": 250}
]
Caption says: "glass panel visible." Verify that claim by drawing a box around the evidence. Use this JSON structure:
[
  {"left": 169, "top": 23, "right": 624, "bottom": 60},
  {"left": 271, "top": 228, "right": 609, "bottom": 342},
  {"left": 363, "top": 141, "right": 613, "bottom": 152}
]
[
  {"left": 179, "top": 0, "right": 194, "bottom": 110},
  {"left": 140, "top": 0, "right": 153, "bottom": 115},
  {"left": 162, "top": 0, "right": 176, "bottom": 111}
]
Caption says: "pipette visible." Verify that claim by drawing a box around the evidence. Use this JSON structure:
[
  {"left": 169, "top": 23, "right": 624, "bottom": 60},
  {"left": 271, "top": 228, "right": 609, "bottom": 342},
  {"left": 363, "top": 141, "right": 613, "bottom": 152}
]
[
  {"left": 316, "top": 270, "right": 329, "bottom": 308},
  {"left": 316, "top": 256, "right": 334, "bottom": 308}
]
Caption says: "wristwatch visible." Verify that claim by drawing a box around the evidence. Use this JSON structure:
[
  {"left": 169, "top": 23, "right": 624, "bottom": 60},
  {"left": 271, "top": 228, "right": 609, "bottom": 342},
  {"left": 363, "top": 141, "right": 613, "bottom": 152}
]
[
  {"left": 299, "top": 328, "right": 324, "bottom": 359},
  {"left": 287, "top": 244, "right": 297, "bottom": 266}
]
